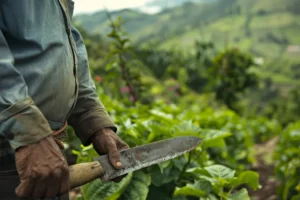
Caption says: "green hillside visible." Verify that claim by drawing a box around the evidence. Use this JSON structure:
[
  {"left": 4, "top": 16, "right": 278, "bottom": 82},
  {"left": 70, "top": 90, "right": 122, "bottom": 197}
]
[{"left": 74, "top": 0, "right": 300, "bottom": 86}]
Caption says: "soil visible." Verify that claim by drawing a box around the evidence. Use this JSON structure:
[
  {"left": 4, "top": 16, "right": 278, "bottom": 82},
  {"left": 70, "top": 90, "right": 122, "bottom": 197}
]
[{"left": 249, "top": 137, "right": 280, "bottom": 200}]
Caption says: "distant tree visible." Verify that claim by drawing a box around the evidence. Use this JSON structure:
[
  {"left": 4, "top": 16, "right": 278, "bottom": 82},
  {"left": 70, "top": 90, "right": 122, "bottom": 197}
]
[
  {"left": 272, "top": 88, "right": 300, "bottom": 126},
  {"left": 209, "top": 48, "right": 258, "bottom": 112},
  {"left": 291, "top": 63, "right": 300, "bottom": 79}
]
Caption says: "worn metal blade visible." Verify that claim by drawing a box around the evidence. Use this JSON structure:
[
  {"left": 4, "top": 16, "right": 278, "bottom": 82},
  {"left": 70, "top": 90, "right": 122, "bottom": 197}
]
[{"left": 94, "top": 136, "right": 201, "bottom": 181}]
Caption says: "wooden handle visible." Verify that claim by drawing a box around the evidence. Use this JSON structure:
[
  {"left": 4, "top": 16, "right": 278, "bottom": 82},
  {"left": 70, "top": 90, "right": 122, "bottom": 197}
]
[{"left": 69, "top": 161, "right": 104, "bottom": 189}]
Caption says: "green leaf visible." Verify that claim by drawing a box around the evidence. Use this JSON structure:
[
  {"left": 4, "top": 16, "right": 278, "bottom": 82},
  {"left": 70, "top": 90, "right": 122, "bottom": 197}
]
[
  {"left": 201, "top": 130, "right": 232, "bottom": 148},
  {"left": 205, "top": 165, "right": 235, "bottom": 179},
  {"left": 149, "top": 109, "right": 174, "bottom": 121},
  {"left": 200, "top": 194, "right": 219, "bottom": 200},
  {"left": 291, "top": 194, "right": 300, "bottom": 200},
  {"left": 75, "top": 195, "right": 84, "bottom": 200},
  {"left": 119, "top": 171, "right": 151, "bottom": 200},
  {"left": 171, "top": 121, "right": 202, "bottom": 136},
  {"left": 228, "top": 188, "right": 250, "bottom": 200},
  {"left": 231, "top": 171, "right": 260, "bottom": 190},
  {"left": 151, "top": 165, "right": 177, "bottom": 186},
  {"left": 186, "top": 167, "right": 211, "bottom": 177},
  {"left": 174, "top": 180, "right": 212, "bottom": 198},
  {"left": 105, "top": 62, "right": 117, "bottom": 71},
  {"left": 158, "top": 160, "right": 172, "bottom": 173},
  {"left": 82, "top": 173, "right": 132, "bottom": 200},
  {"left": 148, "top": 185, "right": 189, "bottom": 200}
]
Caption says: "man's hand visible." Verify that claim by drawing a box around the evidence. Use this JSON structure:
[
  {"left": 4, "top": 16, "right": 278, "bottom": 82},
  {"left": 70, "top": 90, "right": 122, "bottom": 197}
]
[
  {"left": 91, "top": 128, "right": 129, "bottom": 182},
  {"left": 15, "top": 136, "right": 70, "bottom": 198}
]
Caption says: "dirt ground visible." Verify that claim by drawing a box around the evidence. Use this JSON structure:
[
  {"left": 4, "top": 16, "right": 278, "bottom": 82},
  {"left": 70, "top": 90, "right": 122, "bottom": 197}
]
[{"left": 249, "top": 137, "right": 280, "bottom": 200}]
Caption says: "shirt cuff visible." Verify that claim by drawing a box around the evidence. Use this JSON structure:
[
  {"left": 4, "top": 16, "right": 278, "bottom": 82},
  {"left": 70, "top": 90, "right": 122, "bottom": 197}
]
[
  {"left": 0, "top": 97, "right": 53, "bottom": 150},
  {"left": 68, "top": 99, "right": 117, "bottom": 146}
]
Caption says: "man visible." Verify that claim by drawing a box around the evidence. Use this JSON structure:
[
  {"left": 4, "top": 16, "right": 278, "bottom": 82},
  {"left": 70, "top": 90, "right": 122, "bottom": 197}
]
[{"left": 0, "top": 0, "right": 128, "bottom": 199}]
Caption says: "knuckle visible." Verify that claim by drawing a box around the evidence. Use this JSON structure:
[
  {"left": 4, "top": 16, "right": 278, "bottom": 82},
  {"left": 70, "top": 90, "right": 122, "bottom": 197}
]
[{"left": 120, "top": 143, "right": 129, "bottom": 149}]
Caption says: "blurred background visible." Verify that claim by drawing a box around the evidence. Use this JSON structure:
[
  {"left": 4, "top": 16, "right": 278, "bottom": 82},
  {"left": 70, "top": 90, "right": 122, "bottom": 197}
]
[{"left": 68, "top": 0, "right": 300, "bottom": 199}]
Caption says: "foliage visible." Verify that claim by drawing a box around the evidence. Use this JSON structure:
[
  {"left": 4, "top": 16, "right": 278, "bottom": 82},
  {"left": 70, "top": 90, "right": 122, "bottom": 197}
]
[
  {"left": 209, "top": 48, "right": 258, "bottom": 111},
  {"left": 275, "top": 121, "right": 300, "bottom": 200},
  {"left": 105, "top": 15, "right": 140, "bottom": 103},
  {"left": 74, "top": 91, "right": 261, "bottom": 199},
  {"left": 270, "top": 88, "right": 300, "bottom": 126},
  {"left": 69, "top": 8, "right": 300, "bottom": 200},
  {"left": 74, "top": 0, "right": 300, "bottom": 88}
]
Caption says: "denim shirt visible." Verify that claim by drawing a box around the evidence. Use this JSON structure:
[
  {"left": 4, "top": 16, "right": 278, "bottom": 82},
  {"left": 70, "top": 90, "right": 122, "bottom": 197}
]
[{"left": 0, "top": 0, "right": 116, "bottom": 154}]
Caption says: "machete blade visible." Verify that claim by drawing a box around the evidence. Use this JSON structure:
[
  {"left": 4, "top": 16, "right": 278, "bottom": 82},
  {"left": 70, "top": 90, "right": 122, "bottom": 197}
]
[{"left": 94, "top": 136, "right": 201, "bottom": 181}]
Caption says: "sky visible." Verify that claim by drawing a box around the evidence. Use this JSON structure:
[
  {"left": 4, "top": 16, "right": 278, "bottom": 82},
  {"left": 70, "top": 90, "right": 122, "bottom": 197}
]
[{"left": 73, "top": 0, "right": 153, "bottom": 15}]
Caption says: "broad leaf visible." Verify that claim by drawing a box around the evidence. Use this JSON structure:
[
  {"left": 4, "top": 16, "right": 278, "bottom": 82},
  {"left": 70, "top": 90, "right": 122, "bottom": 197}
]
[
  {"left": 171, "top": 121, "right": 202, "bottom": 136},
  {"left": 228, "top": 188, "right": 250, "bottom": 200},
  {"left": 151, "top": 165, "right": 179, "bottom": 186},
  {"left": 174, "top": 180, "right": 212, "bottom": 198},
  {"left": 119, "top": 171, "right": 151, "bottom": 200},
  {"left": 291, "top": 194, "right": 300, "bottom": 200},
  {"left": 205, "top": 165, "right": 235, "bottom": 179},
  {"left": 186, "top": 167, "right": 211, "bottom": 177},
  {"left": 231, "top": 171, "right": 260, "bottom": 190},
  {"left": 200, "top": 194, "right": 219, "bottom": 200},
  {"left": 82, "top": 173, "right": 132, "bottom": 200},
  {"left": 158, "top": 160, "right": 172, "bottom": 173},
  {"left": 201, "top": 130, "right": 232, "bottom": 148}
]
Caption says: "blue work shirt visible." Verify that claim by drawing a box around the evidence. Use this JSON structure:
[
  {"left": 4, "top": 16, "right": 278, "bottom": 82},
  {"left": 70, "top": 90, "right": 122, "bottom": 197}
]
[{"left": 0, "top": 0, "right": 115, "bottom": 155}]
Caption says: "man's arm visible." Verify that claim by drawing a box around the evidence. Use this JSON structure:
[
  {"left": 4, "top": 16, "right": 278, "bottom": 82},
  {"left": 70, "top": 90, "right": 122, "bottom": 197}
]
[
  {"left": 0, "top": 29, "right": 70, "bottom": 199},
  {"left": 68, "top": 26, "right": 117, "bottom": 145},
  {"left": 68, "top": 26, "right": 128, "bottom": 173},
  {"left": 0, "top": 30, "right": 52, "bottom": 149}
]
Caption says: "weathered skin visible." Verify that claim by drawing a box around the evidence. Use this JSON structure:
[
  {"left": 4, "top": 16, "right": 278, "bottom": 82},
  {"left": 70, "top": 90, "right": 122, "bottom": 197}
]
[
  {"left": 91, "top": 128, "right": 130, "bottom": 182},
  {"left": 15, "top": 136, "right": 70, "bottom": 198}
]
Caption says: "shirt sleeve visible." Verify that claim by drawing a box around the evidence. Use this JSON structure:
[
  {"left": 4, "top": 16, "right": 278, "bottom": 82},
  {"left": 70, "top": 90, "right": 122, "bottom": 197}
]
[
  {"left": 0, "top": 30, "right": 52, "bottom": 150},
  {"left": 68, "top": 26, "right": 117, "bottom": 146}
]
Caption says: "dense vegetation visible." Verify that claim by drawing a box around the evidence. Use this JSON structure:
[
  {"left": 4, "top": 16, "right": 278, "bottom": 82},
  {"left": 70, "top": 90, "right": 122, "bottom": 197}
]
[{"left": 67, "top": 1, "right": 300, "bottom": 199}]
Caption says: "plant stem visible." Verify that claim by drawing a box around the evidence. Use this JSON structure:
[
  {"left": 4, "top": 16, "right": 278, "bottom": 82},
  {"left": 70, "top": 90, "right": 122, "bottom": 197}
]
[
  {"left": 178, "top": 152, "right": 192, "bottom": 183},
  {"left": 119, "top": 55, "right": 137, "bottom": 103}
]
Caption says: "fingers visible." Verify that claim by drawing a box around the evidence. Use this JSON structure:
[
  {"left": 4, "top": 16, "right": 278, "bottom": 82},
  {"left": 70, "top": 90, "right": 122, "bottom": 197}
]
[
  {"left": 32, "top": 180, "right": 47, "bottom": 198},
  {"left": 15, "top": 136, "right": 70, "bottom": 199},
  {"left": 15, "top": 180, "right": 35, "bottom": 198},
  {"left": 44, "top": 168, "right": 61, "bottom": 198},
  {"left": 108, "top": 137, "right": 130, "bottom": 169},
  {"left": 110, "top": 142, "right": 129, "bottom": 182},
  {"left": 16, "top": 167, "right": 69, "bottom": 198},
  {"left": 107, "top": 139, "right": 122, "bottom": 169}
]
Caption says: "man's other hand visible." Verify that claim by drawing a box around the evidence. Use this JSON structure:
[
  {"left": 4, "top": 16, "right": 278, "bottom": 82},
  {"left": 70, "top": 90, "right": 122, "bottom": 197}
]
[
  {"left": 91, "top": 128, "right": 129, "bottom": 182},
  {"left": 15, "top": 136, "right": 70, "bottom": 198}
]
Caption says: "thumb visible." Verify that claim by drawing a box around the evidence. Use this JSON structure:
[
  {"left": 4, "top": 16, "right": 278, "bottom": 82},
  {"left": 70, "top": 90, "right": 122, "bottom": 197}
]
[{"left": 107, "top": 141, "right": 122, "bottom": 169}]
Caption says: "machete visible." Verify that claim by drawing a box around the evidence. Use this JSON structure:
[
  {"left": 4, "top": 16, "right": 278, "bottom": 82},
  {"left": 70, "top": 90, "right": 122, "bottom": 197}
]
[{"left": 69, "top": 136, "right": 201, "bottom": 189}]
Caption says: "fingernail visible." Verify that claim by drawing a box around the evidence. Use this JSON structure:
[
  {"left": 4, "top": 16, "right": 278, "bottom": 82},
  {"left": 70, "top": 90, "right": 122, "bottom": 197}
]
[{"left": 116, "top": 162, "right": 122, "bottom": 168}]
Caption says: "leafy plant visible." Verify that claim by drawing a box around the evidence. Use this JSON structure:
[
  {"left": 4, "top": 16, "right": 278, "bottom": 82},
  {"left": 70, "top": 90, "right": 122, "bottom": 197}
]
[
  {"left": 275, "top": 121, "right": 300, "bottom": 200},
  {"left": 72, "top": 91, "right": 262, "bottom": 200},
  {"left": 67, "top": 10, "right": 299, "bottom": 200},
  {"left": 175, "top": 165, "right": 259, "bottom": 200}
]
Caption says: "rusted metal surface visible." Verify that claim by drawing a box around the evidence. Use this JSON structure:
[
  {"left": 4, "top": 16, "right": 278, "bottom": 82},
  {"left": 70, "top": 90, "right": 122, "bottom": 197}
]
[{"left": 95, "top": 136, "right": 201, "bottom": 181}]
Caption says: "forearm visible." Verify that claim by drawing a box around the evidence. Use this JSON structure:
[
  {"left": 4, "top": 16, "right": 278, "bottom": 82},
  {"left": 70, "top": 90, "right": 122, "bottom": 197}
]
[
  {"left": 68, "top": 26, "right": 116, "bottom": 146},
  {"left": 68, "top": 98, "right": 116, "bottom": 145},
  {"left": 0, "top": 30, "right": 52, "bottom": 150}
]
